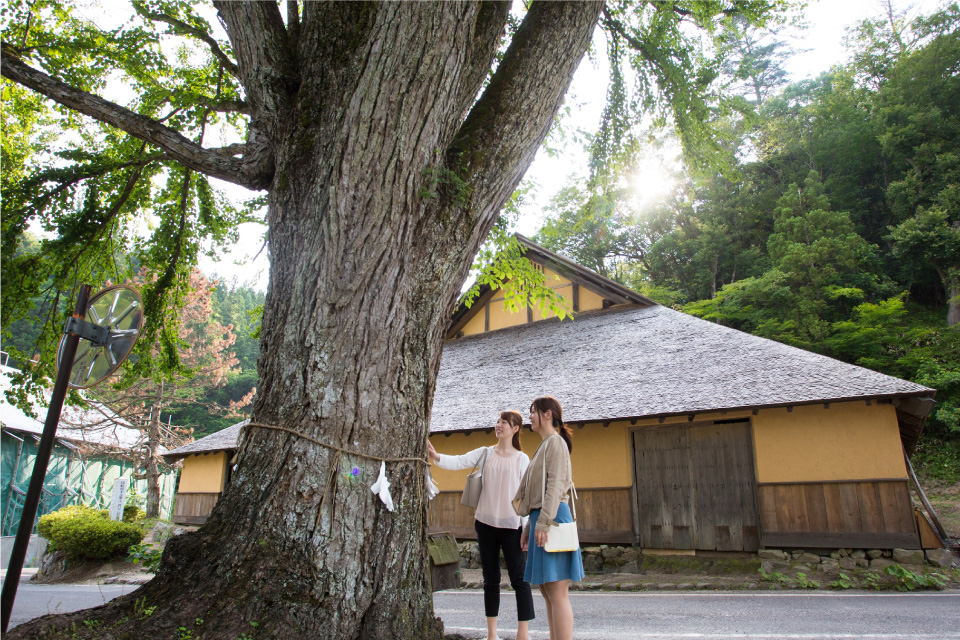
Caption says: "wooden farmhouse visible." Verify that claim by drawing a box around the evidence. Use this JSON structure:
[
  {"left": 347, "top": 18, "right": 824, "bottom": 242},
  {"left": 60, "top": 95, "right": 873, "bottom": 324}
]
[
  {"left": 165, "top": 236, "right": 940, "bottom": 553},
  {"left": 427, "top": 236, "right": 939, "bottom": 553}
]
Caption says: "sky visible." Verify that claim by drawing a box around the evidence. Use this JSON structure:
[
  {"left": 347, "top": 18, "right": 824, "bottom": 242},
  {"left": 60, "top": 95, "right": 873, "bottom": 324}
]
[{"left": 192, "top": 0, "right": 935, "bottom": 291}]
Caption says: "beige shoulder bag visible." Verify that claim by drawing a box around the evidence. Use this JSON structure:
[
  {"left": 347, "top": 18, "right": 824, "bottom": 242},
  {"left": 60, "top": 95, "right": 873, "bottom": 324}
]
[{"left": 460, "top": 447, "right": 490, "bottom": 509}]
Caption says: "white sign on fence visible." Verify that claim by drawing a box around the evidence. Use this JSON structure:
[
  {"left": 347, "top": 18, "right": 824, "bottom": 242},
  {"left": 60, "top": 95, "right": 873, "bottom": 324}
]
[{"left": 109, "top": 478, "right": 130, "bottom": 521}]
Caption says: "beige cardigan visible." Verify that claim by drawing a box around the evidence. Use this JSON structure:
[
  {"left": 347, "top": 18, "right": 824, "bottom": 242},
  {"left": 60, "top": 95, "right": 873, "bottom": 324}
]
[{"left": 512, "top": 434, "right": 573, "bottom": 534}]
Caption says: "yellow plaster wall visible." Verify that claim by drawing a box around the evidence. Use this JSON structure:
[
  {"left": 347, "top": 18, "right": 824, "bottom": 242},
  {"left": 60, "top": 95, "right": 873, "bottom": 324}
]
[
  {"left": 752, "top": 402, "right": 906, "bottom": 483},
  {"left": 177, "top": 451, "right": 228, "bottom": 493},
  {"left": 461, "top": 309, "right": 486, "bottom": 336},
  {"left": 428, "top": 423, "right": 633, "bottom": 490},
  {"left": 577, "top": 286, "right": 606, "bottom": 312},
  {"left": 488, "top": 295, "right": 529, "bottom": 331}
]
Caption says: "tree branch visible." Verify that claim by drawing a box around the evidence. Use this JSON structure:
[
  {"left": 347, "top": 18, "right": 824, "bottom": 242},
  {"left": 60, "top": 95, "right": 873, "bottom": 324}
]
[
  {"left": 213, "top": 1, "right": 298, "bottom": 131},
  {"left": 198, "top": 96, "right": 249, "bottom": 114},
  {"left": 450, "top": 1, "right": 603, "bottom": 228},
  {"left": 135, "top": 5, "right": 241, "bottom": 80},
  {"left": 1, "top": 48, "right": 272, "bottom": 190},
  {"left": 452, "top": 1, "right": 512, "bottom": 120}
]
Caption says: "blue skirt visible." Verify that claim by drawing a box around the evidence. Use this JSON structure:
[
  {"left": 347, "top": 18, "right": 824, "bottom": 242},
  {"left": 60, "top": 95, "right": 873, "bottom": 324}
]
[{"left": 524, "top": 503, "right": 585, "bottom": 585}]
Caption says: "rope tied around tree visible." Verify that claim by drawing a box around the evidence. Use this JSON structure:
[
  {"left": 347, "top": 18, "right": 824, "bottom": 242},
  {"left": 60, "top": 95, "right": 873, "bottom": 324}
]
[{"left": 243, "top": 422, "right": 429, "bottom": 465}]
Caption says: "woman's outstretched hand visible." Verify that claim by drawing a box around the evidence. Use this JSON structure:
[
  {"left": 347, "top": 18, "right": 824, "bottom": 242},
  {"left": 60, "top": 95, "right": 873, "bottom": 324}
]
[
  {"left": 521, "top": 532, "right": 528, "bottom": 552},
  {"left": 427, "top": 441, "right": 440, "bottom": 462}
]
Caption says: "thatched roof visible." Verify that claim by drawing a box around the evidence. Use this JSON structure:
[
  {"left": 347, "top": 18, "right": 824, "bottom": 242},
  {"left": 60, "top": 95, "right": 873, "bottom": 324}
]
[
  {"left": 162, "top": 419, "right": 247, "bottom": 462},
  {"left": 432, "top": 303, "right": 935, "bottom": 448}
]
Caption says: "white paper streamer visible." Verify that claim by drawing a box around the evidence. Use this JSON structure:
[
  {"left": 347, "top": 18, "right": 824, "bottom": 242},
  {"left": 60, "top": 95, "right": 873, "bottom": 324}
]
[{"left": 370, "top": 461, "right": 394, "bottom": 511}]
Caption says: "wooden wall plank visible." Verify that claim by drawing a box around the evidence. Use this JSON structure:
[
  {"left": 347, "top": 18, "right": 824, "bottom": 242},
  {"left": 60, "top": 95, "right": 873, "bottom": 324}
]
[
  {"left": 803, "top": 484, "right": 828, "bottom": 532},
  {"left": 838, "top": 483, "right": 863, "bottom": 531},
  {"left": 858, "top": 482, "right": 885, "bottom": 533},
  {"left": 893, "top": 483, "right": 917, "bottom": 534},
  {"left": 758, "top": 486, "right": 778, "bottom": 533},
  {"left": 822, "top": 483, "right": 844, "bottom": 531}
]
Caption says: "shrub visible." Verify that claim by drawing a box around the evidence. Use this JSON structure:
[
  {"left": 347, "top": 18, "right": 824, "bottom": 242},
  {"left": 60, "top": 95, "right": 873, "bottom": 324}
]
[
  {"left": 123, "top": 504, "right": 146, "bottom": 523},
  {"left": 37, "top": 504, "right": 144, "bottom": 561}
]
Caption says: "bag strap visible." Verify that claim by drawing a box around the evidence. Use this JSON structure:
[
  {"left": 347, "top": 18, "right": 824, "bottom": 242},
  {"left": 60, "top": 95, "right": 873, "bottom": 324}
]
[
  {"left": 539, "top": 436, "right": 577, "bottom": 522},
  {"left": 471, "top": 446, "right": 489, "bottom": 475}
]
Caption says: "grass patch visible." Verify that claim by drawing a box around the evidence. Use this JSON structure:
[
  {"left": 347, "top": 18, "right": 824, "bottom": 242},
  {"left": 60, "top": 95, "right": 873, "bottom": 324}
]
[{"left": 639, "top": 555, "right": 760, "bottom": 575}]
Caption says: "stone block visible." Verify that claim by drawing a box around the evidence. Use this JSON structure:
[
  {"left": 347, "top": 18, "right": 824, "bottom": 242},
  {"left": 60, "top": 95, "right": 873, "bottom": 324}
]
[
  {"left": 657, "top": 583, "right": 677, "bottom": 590},
  {"left": 838, "top": 549, "right": 850, "bottom": 557},
  {"left": 892, "top": 549, "right": 925, "bottom": 565},
  {"left": 850, "top": 550, "right": 866, "bottom": 559},
  {"left": 695, "top": 582, "right": 713, "bottom": 590},
  {"left": 798, "top": 553, "right": 821, "bottom": 564},
  {"left": 866, "top": 549, "right": 884, "bottom": 559},
  {"left": 603, "top": 583, "right": 620, "bottom": 591},
  {"left": 620, "top": 561, "right": 639, "bottom": 574},
  {"left": 829, "top": 551, "right": 841, "bottom": 560},
  {"left": 602, "top": 547, "right": 623, "bottom": 559},
  {"left": 839, "top": 557, "right": 858, "bottom": 571},
  {"left": 925, "top": 549, "right": 958, "bottom": 568},
  {"left": 869, "top": 558, "right": 894, "bottom": 570},
  {"left": 620, "top": 583, "right": 640, "bottom": 591},
  {"left": 582, "top": 546, "right": 602, "bottom": 555},
  {"left": 677, "top": 583, "right": 695, "bottom": 590},
  {"left": 855, "top": 558, "right": 869, "bottom": 568},
  {"left": 582, "top": 554, "right": 603, "bottom": 573},
  {"left": 818, "top": 558, "right": 840, "bottom": 572},
  {"left": 758, "top": 549, "right": 787, "bottom": 561},
  {"left": 621, "top": 548, "right": 640, "bottom": 563}
]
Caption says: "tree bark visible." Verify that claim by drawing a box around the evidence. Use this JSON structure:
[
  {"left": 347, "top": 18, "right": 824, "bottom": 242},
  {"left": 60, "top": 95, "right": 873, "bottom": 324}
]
[
  {"left": 8, "top": 2, "right": 602, "bottom": 638},
  {"left": 144, "top": 389, "right": 163, "bottom": 519}
]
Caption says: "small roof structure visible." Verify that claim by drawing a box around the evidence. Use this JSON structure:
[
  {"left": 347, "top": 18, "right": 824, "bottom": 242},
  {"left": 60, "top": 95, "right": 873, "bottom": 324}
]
[
  {"left": 0, "top": 364, "right": 156, "bottom": 452},
  {"left": 162, "top": 419, "right": 248, "bottom": 463},
  {"left": 447, "top": 234, "right": 656, "bottom": 338},
  {"left": 432, "top": 303, "right": 935, "bottom": 453}
]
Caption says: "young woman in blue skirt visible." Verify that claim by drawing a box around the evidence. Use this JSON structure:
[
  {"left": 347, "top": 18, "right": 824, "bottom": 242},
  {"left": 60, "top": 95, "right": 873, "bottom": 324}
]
[{"left": 513, "top": 396, "right": 583, "bottom": 640}]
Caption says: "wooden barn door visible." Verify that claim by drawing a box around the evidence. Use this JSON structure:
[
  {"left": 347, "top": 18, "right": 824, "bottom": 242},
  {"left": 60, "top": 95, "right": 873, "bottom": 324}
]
[{"left": 633, "top": 421, "right": 760, "bottom": 551}]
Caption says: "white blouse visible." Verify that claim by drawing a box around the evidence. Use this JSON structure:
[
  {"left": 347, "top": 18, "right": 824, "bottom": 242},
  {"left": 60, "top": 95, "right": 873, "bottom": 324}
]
[{"left": 435, "top": 446, "right": 530, "bottom": 529}]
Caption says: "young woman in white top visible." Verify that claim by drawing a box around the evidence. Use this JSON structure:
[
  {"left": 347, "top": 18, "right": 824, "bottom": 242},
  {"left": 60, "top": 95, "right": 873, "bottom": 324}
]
[{"left": 428, "top": 410, "right": 533, "bottom": 640}]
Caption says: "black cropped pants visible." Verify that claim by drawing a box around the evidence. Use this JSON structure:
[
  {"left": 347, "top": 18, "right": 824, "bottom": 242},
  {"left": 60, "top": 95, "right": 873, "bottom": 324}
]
[{"left": 474, "top": 519, "right": 535, "bottom": 622}]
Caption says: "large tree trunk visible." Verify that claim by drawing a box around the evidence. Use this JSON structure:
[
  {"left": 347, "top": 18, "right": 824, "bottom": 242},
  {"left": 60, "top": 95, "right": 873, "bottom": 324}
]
[{"left": 9, "top": 2, "right": 601, "bottom": 638}]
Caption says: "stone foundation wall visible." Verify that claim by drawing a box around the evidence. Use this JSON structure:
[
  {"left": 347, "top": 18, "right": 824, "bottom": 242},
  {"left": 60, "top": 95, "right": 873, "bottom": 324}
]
[{"left": 456, "top": 542, "right": 957, "bottom": 572}]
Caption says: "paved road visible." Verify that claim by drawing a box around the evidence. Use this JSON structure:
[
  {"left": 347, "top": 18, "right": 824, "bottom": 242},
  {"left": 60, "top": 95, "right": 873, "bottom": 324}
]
[
  {"left": 9, "top": 583, "right": 960, "bottom": 639},
  {"left": 6, "top": 582, "right": 140, "bottom": 631},
  {"left": 435, "top": 589, "right": 960, "bottom": 640}
]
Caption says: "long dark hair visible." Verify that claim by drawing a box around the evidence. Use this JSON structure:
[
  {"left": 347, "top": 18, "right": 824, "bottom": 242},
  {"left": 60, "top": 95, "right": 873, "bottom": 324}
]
[
  {"left": 500, "top": 410, "right": 523, "bottom": 452},
  {"left": 530, "top": 396, "right": 572, "bottom": 453}
]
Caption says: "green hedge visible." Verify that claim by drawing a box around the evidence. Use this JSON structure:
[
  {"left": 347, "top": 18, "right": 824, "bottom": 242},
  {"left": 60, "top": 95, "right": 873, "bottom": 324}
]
[{"left": 37, "top": 505, "right": 144, "bottom": 561}]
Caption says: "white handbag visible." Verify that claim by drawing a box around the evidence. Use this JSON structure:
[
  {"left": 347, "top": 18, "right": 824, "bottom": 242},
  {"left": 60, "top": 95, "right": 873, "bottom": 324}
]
[{"left": 536, "top": 443, "right": 580, "bottom": 553}]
